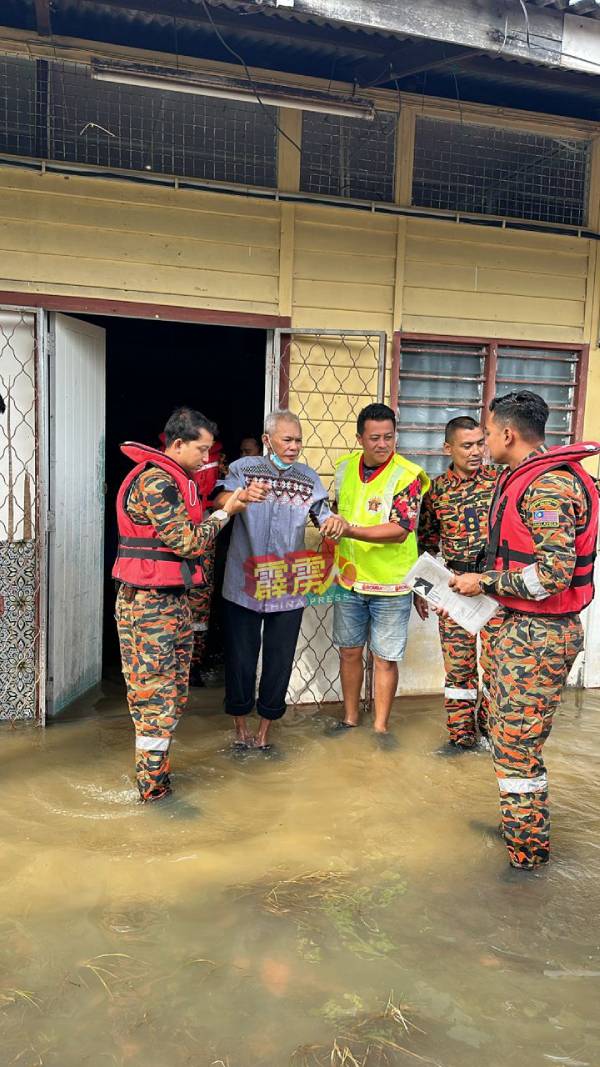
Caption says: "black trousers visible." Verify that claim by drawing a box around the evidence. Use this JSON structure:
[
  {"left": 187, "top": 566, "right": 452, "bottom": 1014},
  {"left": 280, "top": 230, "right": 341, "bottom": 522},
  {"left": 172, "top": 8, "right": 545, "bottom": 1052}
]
[{"left": 223, "top": 599, "right": 304, "bottom": 721}]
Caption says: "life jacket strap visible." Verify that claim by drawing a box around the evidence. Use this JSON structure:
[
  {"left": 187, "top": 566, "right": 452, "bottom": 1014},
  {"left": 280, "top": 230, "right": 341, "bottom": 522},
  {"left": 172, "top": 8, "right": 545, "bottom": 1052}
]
[
  {"left": 117, "top": 539, "right": 184, "bottom": 565},
  {"left": 117, "top": 536, "right": 199, "bottom": 589}
]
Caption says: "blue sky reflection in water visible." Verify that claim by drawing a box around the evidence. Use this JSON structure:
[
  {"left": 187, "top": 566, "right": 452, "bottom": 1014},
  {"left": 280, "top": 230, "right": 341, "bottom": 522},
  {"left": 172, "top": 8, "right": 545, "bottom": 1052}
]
[{"left": 1, "top": 687, "right": 599, "bottom": 1067}]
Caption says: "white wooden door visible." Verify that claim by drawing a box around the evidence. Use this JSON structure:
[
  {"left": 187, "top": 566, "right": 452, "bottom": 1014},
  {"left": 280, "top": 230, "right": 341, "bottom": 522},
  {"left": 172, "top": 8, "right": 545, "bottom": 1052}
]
[{"left": 47, "top": 313, "right": 106, "bottom": 715}]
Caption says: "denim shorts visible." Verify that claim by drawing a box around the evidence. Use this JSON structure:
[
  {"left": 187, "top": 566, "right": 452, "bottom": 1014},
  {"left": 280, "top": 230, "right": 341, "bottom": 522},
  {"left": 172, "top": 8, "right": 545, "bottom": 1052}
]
[{"left": 332, "top": 589, "right": 413, "bottom": 662}]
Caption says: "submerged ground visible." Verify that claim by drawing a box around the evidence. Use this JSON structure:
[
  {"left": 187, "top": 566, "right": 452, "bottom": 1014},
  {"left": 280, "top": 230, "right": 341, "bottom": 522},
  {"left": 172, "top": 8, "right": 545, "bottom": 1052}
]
[{"left": 1, "top": 685, "right": 599, "bottom": 1067}]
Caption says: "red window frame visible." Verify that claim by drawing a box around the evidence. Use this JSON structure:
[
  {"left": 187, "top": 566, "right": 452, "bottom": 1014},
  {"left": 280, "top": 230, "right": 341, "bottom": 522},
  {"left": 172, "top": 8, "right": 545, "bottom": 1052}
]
[{"left": 390, "top": 332, "right": 590, "bottom": 467}]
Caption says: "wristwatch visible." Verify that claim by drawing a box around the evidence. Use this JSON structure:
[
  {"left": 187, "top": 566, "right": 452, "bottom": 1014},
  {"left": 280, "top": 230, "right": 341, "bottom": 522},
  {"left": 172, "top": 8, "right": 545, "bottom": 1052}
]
[{"left": 212, "top": 508, "right": 230, "bottom": 525}]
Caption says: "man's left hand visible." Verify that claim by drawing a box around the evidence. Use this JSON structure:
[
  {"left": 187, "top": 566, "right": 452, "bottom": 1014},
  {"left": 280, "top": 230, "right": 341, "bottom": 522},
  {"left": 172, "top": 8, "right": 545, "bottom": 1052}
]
[
  {"left": 448, "top": 572, "right": 482, "bottom": 597},
  {"left": 320, "top": 515, "right": 347, "bottom": 541}
]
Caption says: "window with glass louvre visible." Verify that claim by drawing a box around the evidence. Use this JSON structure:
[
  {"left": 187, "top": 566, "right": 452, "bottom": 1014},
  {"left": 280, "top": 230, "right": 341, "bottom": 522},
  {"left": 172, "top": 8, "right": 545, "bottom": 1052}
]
[{"left": 393, "top": 337, "right": 586, "bottom": 477}]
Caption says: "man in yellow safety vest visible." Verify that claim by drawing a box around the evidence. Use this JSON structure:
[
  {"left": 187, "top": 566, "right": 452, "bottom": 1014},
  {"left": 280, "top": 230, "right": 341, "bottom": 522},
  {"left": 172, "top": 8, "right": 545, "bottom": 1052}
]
[{"left": 326, "top": 403, "right": 429, "bottom": 748}]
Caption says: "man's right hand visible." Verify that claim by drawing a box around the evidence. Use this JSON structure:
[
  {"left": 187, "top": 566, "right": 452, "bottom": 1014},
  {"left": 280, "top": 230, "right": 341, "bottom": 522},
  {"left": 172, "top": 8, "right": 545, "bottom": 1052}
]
[
  {"left": 222, "top": 487, "right": 246, "bottom": 516},
  {"left": 414, "top": 595, "right": 429, "bottom": 620}
]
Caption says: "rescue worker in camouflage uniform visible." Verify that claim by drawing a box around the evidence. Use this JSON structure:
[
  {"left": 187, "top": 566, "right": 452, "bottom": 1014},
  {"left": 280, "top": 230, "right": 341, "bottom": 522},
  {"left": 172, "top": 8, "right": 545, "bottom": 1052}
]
[
  {"left": 113, "top": 407, "right": 253, "bottom": 802},
  {"left": 417, "top": 416, "right": 501, "bottom": 751},
  {"left": 450, "top": 391, "right": 599, "bottom": 870}
]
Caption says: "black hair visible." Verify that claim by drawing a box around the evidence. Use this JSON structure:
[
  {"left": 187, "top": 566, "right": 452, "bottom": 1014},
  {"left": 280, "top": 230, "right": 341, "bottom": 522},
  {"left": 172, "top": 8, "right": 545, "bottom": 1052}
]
[
  {"left": 489, "top": 390, "right": 548, "bottom": 442},
  {"left": 444, "top": 415, "right": 480, "bottom": 443},
  {"left": 163, "top": 406, "right": 217, "bottom": 447},
  {"left": 357, "top": 403, "right": 396, "bottom": 435}
]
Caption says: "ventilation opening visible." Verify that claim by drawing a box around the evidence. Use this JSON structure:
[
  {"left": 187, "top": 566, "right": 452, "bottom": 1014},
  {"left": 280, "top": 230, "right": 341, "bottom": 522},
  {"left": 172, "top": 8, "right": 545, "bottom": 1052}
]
[
  {"left": 412, "top": 115, "right": 589, "bottom": 226},
  {"left": 300, "top": 110, "right": 396, "bottom": 202},
  {"left": 0, "top": 54, "right": 278, "bottom": 186}
]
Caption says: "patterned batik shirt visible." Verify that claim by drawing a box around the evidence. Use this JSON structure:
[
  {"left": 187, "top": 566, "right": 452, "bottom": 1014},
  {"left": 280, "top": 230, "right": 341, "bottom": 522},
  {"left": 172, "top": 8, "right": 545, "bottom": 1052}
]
[
  {"left": 418, "top": 464, "right": 499, "bottom": 567},
  {"left": 217, "top": 456, "right": 332, "bottom": 613},
  {"left": 126, "top": 468, "right": 224, "bottom": 558},
  {"left": 480, "top": 452, "right": 590, "bottom": 600}
]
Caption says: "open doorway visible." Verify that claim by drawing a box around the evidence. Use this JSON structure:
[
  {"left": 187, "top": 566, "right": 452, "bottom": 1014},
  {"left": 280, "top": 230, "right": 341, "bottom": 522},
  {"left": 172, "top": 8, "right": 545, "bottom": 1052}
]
[{"left": 75, "top": 314, "right": 267, "bottom": 685}]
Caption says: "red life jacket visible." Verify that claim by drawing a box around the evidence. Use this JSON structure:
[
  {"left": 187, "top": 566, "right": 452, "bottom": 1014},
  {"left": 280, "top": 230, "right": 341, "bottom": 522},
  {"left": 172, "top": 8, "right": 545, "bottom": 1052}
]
[
  {"left": 195, "top": 441, "right": 223, "bottom": 509},
  {"left": 112, "top": 442, "right": 206, "bottom": 590},
  {"left": 485, "top": 443, "right": 600, "bottom": 614}
]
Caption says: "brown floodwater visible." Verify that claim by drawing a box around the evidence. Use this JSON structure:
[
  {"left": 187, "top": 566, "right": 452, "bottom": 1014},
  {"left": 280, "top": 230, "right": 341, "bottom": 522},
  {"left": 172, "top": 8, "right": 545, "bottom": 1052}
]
[{"left": 2, "top": 683, "right": 600, "bottom": 1067}]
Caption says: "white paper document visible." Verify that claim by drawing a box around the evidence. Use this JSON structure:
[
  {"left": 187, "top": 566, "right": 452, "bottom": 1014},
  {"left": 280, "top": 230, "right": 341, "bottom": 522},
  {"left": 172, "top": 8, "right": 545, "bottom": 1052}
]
[{"left": 403, "top": 552, "right": 499, "bottom": 635}]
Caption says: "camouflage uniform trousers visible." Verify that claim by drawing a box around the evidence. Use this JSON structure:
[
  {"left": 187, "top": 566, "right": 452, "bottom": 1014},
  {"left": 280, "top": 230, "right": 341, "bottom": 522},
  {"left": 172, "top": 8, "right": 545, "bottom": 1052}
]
[
  {"left": 488, "top": 612, "right": 584, "bottom": 869},
  {"left": 439, "top": 611, "right": 504, "bottom": 745},
  {"left": 188, "top": 547, "right": 215, "bottom": 670},
  {"left": 116, "top": 585, "right": 193, "bottom": 801}
]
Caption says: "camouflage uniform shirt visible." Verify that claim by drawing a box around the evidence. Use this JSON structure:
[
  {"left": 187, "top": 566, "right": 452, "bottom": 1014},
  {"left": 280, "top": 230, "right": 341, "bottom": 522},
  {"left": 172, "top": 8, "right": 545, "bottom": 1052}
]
[
  {"left": 480, "top": 449, "right": 589, "bottom": 600},
  {"left": 126, "top": 467, "right": 224, "bottom": 562},
  {"left": 418, "top": 464, "right": 499, "bottom": 566}
]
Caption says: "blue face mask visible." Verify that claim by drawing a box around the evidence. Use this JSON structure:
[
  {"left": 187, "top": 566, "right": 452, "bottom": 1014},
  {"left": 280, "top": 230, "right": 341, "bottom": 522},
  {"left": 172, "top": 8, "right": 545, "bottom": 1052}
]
[
  {"left": 269, "top": 451, "right": 294, "bottom": 472},
  {"left": 265, "top": 434, "right": 295, "bottom": 472}
]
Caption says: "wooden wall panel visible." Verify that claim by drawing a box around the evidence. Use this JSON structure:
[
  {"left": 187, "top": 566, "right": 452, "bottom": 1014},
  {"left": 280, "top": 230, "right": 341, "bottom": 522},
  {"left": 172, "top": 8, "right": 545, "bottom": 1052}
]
[
  {"left": 0, "top": 169, "right": 281, "bottom": 314},
  {"left": 403, "top": 218, "right": 590, "bottom": 342}
]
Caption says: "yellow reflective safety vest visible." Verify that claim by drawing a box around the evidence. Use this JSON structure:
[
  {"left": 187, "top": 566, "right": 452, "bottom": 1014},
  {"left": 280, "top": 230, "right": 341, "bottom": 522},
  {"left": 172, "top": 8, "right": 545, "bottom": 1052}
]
[{"left": 335, "top": 452, "right": 430, "bottom": 595}]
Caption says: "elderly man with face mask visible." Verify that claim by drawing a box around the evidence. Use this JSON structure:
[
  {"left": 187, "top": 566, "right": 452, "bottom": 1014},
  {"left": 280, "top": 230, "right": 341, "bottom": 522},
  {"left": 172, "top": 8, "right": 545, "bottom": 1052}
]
[{"left": 214, "top": 408, "right": 343, "bottom": 751}]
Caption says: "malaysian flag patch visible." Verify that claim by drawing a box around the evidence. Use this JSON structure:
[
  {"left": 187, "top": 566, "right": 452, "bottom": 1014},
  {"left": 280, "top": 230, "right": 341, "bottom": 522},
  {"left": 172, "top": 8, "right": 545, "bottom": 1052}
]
[{"left": 532, "top": 508, "right": 560, "bottom": 526}]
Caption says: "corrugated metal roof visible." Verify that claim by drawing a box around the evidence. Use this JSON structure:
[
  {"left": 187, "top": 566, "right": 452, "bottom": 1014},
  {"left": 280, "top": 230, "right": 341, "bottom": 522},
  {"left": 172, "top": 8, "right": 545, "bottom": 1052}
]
[
  {"left": 2, "top": 0, "right": 600, "bottom": 119},
  {"left": 530, "top": 0, "right": 600, "bottom": 17}
]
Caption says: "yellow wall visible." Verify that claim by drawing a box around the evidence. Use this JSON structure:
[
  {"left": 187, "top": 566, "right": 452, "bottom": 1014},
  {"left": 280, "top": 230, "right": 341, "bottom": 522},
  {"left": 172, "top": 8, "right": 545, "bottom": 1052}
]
[
  {"left": 0, "top": 165, "right": 596, "bottom": 431},
  {"left": 402, "top": 219, "right": 589, "bottom": 343},
  {"left": 0, "top": 169, "right": 281, "bottom": 316},
  {"left": 2, "top": 165, "right": 597, "bottom": 701}
]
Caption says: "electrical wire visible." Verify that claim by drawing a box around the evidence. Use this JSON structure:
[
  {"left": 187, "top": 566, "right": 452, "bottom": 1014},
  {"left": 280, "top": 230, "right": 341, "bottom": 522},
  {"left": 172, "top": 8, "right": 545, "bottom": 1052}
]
[{"left": 199, "top": 0, "right": 302, "bottom": 154}]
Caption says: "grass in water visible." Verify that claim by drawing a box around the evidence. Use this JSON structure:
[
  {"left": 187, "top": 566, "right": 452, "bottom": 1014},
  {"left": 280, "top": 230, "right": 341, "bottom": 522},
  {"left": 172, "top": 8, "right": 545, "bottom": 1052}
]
[
  {"left": 290, "top": 993, "right": 442, "bottom": 1067},
  {"left": 0, "top": 988, "right": 42, "bottom": 1011},
  {"left": 76, "top": 953, "right": 144, "bottom": 998},
  {"left": 239, "top": 868, "right": 407, "bottom": 962}
]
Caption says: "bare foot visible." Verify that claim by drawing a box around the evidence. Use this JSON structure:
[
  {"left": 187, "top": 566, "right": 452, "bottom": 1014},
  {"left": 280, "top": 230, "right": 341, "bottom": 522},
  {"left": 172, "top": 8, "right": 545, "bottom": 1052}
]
[
  {"left": 233, "top": 716, "right": 253, "bottom": 747},
  {"left": 255, "top": 722, "right": 272, "bottom": 749}
]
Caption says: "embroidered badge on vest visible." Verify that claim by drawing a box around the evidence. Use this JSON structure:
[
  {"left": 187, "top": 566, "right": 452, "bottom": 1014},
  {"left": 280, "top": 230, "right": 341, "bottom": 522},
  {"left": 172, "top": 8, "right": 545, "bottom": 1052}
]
[{"left": 367, "top": 496, "right": 383, "bottom": 512}]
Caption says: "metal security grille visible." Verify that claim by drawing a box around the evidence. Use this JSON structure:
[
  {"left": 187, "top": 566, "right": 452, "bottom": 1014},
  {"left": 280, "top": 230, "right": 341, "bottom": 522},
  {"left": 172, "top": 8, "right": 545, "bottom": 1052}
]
[
  {"left": 300, "top": 110, "right": 396, "bottom": 201},
  {"left": 412, "top": 116, "right": 590, "bottom": 226},
  {"left": 0, "top": 308, "right": 40, "bottom": 721},
  {"left": 0, "top": 56, "right": 36, "bottom": 157},
  {"left": 397, "top": 338, "right": 486, "bottom": 477},
  {"left": 272, "top": 329, "right": 386, "bottom": 710},
  {"left": 396, "top": 335, "right": 584, "bottom": 477},
  {"left": 0, "top": 54, "right": 278, "bottom": 186}
]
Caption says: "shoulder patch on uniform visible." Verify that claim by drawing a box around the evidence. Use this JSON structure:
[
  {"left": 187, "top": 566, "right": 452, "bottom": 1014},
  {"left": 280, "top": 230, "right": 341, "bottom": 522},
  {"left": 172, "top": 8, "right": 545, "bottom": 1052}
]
[{"left": 531, "top": 497, "right": 561, "bottom": 527}]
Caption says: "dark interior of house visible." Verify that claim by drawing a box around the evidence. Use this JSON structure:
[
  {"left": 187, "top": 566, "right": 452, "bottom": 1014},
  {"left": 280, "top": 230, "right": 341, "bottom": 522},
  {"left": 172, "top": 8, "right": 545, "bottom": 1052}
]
[{"left": 77, "top": 314, "right": 266, "bottom": 672}]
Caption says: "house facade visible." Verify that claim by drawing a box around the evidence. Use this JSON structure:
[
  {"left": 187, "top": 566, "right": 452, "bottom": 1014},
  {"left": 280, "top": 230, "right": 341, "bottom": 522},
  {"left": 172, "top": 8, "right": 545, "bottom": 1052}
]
[{"left": 1, "top": 0, "right": 600, "bottom": 721}]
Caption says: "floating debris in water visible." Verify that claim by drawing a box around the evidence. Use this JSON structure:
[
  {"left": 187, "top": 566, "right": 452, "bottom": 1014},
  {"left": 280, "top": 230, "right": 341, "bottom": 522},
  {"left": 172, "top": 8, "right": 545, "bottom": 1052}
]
[{"left": 291, "top": 992, "right": 439, "bottom": 1067}]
